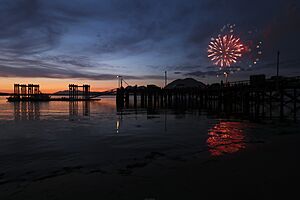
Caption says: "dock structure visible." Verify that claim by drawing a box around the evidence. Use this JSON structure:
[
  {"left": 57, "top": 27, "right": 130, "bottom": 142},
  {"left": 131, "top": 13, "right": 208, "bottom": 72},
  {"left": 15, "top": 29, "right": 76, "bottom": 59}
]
[
  {"left": 10, "top": 84, "right": 50, "bottom": 101},
  {"left": 116, "top": 75, "right": 300, "bottom": 121},
  {"left": 14, "top": 84, "right": 40, "bottom": 99},
  {"left": 8, "top": 84, "right": 99, "bottom": 102},
  {"left": 68, "top": 84, "right": 91, "bottom": 100}
]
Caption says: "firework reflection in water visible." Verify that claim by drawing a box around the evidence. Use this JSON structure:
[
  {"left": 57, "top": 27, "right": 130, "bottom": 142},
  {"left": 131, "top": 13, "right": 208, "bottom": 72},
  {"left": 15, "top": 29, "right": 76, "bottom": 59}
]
[{"left": 207, "top": 121, "right": 246, "bottom": 156}]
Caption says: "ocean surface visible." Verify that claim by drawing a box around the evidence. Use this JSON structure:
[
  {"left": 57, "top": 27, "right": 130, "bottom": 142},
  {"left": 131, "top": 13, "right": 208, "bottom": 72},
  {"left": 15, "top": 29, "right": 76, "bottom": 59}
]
[{"left": 0, "top": 95, "right": 298, "bottom": 187}]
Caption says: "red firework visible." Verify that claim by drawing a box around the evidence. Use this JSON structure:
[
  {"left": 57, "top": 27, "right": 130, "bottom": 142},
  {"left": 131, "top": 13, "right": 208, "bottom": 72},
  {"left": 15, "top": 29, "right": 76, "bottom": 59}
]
[{"left": 208, "top": 35, "right": 244, "bottom": 67}]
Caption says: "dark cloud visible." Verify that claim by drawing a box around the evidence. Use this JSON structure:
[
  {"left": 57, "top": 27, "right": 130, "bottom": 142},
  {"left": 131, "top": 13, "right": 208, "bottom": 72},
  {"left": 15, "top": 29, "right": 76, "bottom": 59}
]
[
  {"left": 0, "top": 0, "right": 299, "bottom": 83},
  {"left": 147, "top": 64, "right": 205, "bottom": 72},
  {"left": 185, "top": 66, "right": 244, "bottom": 78},
  {"left": 0, "top": 56, "right": 159, "bottom": 80},
  {"left": 246, "top": 59, "right": 300, "bottom": 71},
  {"left": 185, "top": 70, "right": 219, "bottom": 78},
  {"left": 39, "top": 55, "right": 124, "bottom": 70},
  {"left": 0, "top": 0, "right": 65, "bottom": 55},
  {"left": 263, "top": 0, "right": 300, "bottom": 55}
]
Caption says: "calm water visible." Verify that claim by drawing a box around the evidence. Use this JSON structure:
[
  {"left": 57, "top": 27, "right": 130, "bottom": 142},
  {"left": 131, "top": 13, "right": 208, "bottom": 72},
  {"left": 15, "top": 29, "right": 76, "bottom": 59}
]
[{"left": 0, "top": 96, "right": 296, "bottom": 186}]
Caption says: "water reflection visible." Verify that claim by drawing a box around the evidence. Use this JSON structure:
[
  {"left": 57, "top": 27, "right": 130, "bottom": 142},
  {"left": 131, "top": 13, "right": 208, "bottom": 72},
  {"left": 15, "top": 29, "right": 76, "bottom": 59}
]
[
  {"left": 207, "top": 121, "right": 246, "bottom": 156},
  {"left": 116, "top": 119, "right": 120, "bottom": 134},
  {"left": 69, "top": 102, "right": 79, "bottom": 119},
  {"left": 83, "top": 101, "right": 90, "bottom": 116},
  {"left": 14, "top": 102, "right": 40, "bottom": 120},
  {"left": 69, "top": 101, "right": 90, "bottom": 120},
  {"left": 116, "top": 109, "right": 123, "bottom": 134}
]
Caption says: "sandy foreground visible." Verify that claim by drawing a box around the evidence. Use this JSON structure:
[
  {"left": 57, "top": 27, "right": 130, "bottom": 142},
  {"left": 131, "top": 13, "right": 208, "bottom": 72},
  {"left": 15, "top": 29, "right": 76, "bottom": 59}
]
[{"left": 0, "top": 132, "right": 299, "bottom": 200}]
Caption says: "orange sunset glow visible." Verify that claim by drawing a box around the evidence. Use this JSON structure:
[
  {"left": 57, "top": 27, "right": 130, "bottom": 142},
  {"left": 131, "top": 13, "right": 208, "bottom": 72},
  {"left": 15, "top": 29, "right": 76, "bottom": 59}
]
[{"left": 0, "top": 78, "right": 164, "bottom": 93}]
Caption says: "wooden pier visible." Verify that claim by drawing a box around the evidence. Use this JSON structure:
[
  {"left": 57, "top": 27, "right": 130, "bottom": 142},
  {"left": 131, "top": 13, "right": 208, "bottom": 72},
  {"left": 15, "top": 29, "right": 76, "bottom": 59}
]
[{"left": 116, "top": 75, "right": 300, "bottom": 121}]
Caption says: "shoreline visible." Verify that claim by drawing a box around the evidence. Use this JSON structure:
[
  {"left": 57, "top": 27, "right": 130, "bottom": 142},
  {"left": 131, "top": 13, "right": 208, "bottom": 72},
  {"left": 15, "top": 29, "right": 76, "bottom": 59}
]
[{"left": 1, "top": 131, "right": 299, "bottom": 199}]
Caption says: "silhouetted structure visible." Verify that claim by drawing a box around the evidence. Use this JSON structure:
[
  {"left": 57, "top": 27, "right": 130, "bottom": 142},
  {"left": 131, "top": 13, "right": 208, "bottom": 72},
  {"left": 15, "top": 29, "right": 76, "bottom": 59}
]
[
  {"left": 14, "top": 84, "right": 40, "bottom": 98},
  {"left": 8, "top": 84, "right": 99, "bottom": 102},
  {"left": 116, "top": 75, "right": 300, "bottom": 121},
  {"left": 9, "top": 84, "right": 50, "bottom": 101},
  {"left": 69, "top": 84, "right": 91, "bottom": 100}
]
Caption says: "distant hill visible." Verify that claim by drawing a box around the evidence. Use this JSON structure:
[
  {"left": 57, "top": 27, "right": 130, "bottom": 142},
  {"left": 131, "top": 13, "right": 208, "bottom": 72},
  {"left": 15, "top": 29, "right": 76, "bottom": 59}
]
[
  {"left": 165, "top": 78, "right": 206, "bottom": 89},
  {"left": 99, "top": 89, "right": 117, "bottom": 95},
  {"left": 0, "top": 92, "right": 10, "bottom": 96}
]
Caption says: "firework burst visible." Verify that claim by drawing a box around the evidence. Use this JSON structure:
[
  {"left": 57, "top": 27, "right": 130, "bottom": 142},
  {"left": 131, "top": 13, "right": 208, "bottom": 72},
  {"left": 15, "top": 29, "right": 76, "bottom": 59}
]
[{"left": 208, "top": 35, "right": 244, "bottom": 67}]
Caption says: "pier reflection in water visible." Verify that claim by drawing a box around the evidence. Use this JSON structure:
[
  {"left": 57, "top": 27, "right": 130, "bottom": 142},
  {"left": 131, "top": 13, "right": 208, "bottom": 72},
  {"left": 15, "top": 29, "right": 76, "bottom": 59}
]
[
  {"left": 69, "top": 101, "right": 91, "bottom": 120},
  {"left": 69, "top": 102, "right": 79, "bottom": 119},
  {"left": 83, "top": 101, "right": 90, "bottom": 116},
  {"left": 207, "top": 121, "right": 246, "bottom": 156},
  {"left": 12, "top": 101, "right": 91, "bottom": 121},
  {"left": 3, "top": 95, "right": 296, "bottom": 192},
  {"left": 116, "top": 105, "right": 248, "bottom": 157},
  {"left": 14, "top": 102, "right": 40, "bottom": 120}
]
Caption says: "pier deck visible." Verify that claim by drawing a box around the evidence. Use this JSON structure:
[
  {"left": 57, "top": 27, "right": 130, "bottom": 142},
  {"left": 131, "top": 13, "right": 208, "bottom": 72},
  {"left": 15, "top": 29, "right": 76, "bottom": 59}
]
[{"left": 116, "top": 76, "right": 300, "bottom": 120}]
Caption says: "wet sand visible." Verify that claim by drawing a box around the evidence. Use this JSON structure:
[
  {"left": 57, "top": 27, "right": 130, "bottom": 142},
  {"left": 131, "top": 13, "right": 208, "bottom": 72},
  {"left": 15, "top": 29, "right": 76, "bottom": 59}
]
[{"left": 1, "top": 132, "right": 299, "bottom": 200}]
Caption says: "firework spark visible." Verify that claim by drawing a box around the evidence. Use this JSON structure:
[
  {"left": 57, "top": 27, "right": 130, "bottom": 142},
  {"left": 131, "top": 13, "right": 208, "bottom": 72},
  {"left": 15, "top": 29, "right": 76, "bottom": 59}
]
[{"left": 208, "top": 35, "right": 244, "bottom": 67}]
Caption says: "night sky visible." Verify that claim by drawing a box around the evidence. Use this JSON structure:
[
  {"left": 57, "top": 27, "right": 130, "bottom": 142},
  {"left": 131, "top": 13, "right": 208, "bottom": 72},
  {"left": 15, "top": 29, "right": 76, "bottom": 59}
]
[{"left": 0, "top": 0, "right": 299, "bottom": 91}]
